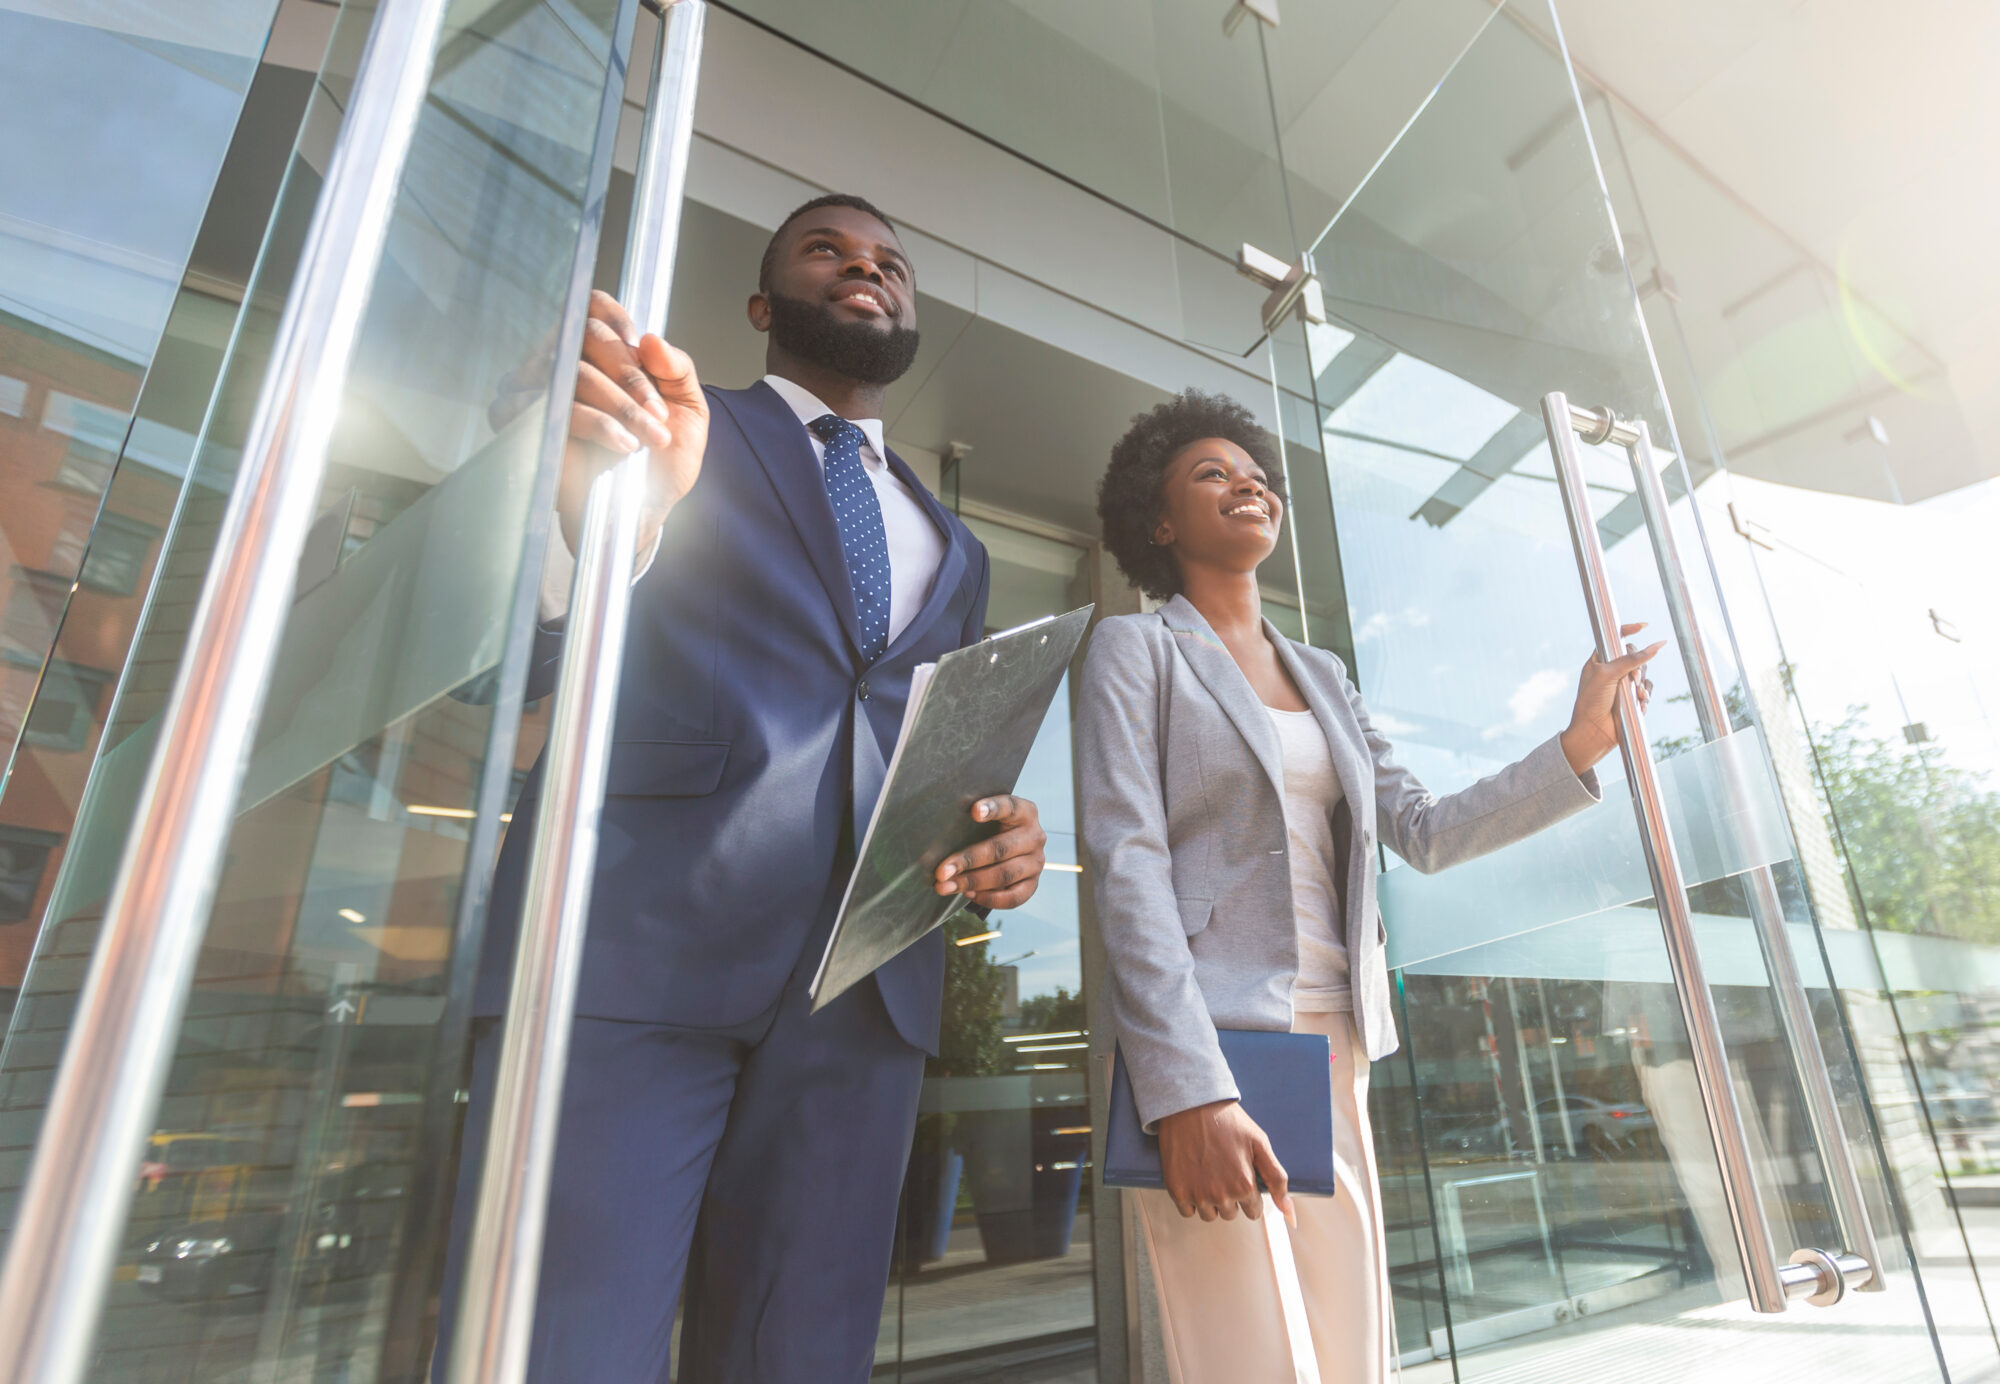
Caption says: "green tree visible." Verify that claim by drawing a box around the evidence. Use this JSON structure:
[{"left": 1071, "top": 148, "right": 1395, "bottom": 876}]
[
  {"left": 1017, "top": 986, "right": 1087, "bottom": 1036},
  {"left": 932, "top": 912, "right": 1005, "bottom": 1077},
  {"left": 1815, "top": 709, "right": 2000, "bottom": 943}
]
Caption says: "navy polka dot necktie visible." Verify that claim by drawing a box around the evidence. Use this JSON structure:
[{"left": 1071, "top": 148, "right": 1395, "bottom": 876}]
[{"left": 808, "top": 413, "right": 892, "bottom": 663}]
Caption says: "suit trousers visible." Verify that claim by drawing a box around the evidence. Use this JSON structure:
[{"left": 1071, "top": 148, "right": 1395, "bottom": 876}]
[
  {"left": 433, "top": 958, "right": 925, "bottom": 1383},
  {"left": 1133, "top": 1010, "right": 1393, "bottom": 1384}
]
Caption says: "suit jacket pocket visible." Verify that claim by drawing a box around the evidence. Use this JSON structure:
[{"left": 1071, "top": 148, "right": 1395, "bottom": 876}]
[
  {"left": 603, "top": 739, "right": 730, "bottom": 798},
  {"left": 1176, "top": 896, "right": 1214, "bottom": 937}
]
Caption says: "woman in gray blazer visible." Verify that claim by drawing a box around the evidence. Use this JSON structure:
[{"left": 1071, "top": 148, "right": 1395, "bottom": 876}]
[{"left": 1076, "top": 390, "right": 1658, "bottom": 1384}]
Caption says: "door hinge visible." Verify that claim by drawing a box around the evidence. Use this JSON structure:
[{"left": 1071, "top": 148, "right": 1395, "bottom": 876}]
[
  {"left": 1238, "top": 242, "right": 1324, "bottom": 333},
  {"left": 1727, "top": 502, "right": 1775, "bottom": 551},
  {"left": 1223, "top": 0, "right": 1279, "bottom": 36}
]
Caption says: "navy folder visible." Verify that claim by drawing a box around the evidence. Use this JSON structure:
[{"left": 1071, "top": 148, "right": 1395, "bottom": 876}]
[{"left": 1103, "top": 1030, "right": 1337, "bottom": 1197}]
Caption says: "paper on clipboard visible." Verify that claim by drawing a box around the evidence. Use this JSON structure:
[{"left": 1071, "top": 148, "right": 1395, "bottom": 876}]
[{"left": 809, "top": 606, "right": 1093, "bottom": 1009}]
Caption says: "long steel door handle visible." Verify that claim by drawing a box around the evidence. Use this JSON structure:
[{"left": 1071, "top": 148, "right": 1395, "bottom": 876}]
[
  {"left": 1542, "top": 394, "right": 1878, "bottom": 1312},
  {"left": 1541, "top": 393, "right": 1793, "bottom": 1314},
  {"left": 444, "top": 6, "right": 706, "bottom": 1384},
  {"left": 1617, "top": 412, "right": 1881, "bottom": 1290}
]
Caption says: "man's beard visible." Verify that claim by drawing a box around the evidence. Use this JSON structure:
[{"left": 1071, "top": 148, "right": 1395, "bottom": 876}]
[{"left": 766, "top": 291, "right": 921, "bottom": 386}]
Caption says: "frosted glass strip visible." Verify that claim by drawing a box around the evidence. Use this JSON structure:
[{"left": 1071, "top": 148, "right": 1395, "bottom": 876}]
[
  {"left": 1382, "top": 728, "right": 1794, "bottom": 970},
  {"left": 1399, "top": 906, "right": 1891, "bottom": 991}
]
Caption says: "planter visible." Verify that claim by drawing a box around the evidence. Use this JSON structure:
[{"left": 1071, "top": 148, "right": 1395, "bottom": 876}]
[
  {"left": 900, "top": 1145, "right": 964, "bottom": 1265},
  {"left": 974, "top": 1162, "right": 1082, "bottom": 1264}
]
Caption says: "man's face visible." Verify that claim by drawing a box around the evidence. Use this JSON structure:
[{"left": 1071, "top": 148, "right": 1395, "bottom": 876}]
[{"left": 752, "top": 206, "right": 921, "bottom": 385}]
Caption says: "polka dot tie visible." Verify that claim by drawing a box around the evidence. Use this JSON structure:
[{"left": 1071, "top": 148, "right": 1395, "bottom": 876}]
[{"left": 808, "top": 413, "right": 892, "bottom": 663}]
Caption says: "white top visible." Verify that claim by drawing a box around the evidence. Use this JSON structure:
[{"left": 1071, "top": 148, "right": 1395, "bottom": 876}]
[
  {"left": 761, "top": 373, "right": 947, "bottom": 646},
  {"left": 1266, "top": 705, "right": 1350, "bottom": 1012},
  {"left": 538, "top": 374, "right": 948, "bottom": 639}
]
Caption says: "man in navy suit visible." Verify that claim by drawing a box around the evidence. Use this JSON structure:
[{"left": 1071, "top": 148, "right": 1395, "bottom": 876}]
[{"left": 438, "top": 195, "right": 1047, "bottom": 1381}]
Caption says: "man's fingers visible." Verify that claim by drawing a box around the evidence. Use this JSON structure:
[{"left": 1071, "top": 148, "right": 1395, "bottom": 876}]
[
  {"left": 951, "top": 855, "right": 1036, "bottom": 898},
  {"left": 574, "top": 362, "right": 669, "bottom": 449},
  {"left": 940, "top": 823, "right": 1044, "bottom": 877},
  {"left": 638, "top": 336, "right": 704, "bottom": 413},
  {"left": 587, "top": 289, "right": 641, "bottom": 347},
  {"left": 970, "top": 794, "right": 1036, "bottom": 826},
  {"left": 970, "top": 881, "right": 1038, "bottom": 911},
  {"left": 569, "top": 401, "right": 641, "bottom": 456},
  {"left": 581, "top": 316, "right": 668, "bottom": 421}
]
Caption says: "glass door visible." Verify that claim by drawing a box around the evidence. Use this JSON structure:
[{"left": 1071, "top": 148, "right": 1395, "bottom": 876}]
[
  {"left": 0, "top": 0, "right": 645, "bottom": 1379},
  {"left": 1266, "top": 2, "right": 1948, "bottom": 1377}
]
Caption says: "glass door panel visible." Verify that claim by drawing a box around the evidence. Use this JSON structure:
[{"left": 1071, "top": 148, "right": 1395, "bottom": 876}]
[
  {"left": 1715, "top": 468, "right": 2000, "bottom": 1377},
  {"left": 1279, "top": 0, "right": 1947, "bottom": 1375},
  {"left": 0, "top": 0, "right": 633, "bottom": 1378}
]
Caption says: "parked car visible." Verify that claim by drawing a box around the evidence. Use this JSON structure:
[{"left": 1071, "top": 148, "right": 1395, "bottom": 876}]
[
  {"left": 1532, "top": 1095, "right": 1654, "bottom": 1158},
  {"left": 135, "top": 1211, "right": 281, "bottom": 1300},
  {"left": 1424, "top": 1096, "right": 1654, "bottom": 1161},
  {"left": 134, "top": 1164, "right": 408, "bottom": 1300}
]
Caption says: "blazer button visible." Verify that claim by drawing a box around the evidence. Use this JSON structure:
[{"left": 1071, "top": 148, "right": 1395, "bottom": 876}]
[{"left": 856, "top": 679, "right": 871, "bottom": 701}]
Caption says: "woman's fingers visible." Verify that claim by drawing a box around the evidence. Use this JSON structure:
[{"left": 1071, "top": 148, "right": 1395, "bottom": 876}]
[{"left": 1252, "top": 1137, "right": 1294, "bottom": 1227}]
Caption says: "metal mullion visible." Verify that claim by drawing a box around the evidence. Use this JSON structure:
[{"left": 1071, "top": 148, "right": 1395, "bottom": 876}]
[{"left": 0, "top": 2, "right": 458, "bottom": 1380}]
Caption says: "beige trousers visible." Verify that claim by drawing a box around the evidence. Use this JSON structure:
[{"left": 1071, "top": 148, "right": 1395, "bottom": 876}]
[{"left": 1133, "top": 1010, "right": 1393, "bottom": 1384}]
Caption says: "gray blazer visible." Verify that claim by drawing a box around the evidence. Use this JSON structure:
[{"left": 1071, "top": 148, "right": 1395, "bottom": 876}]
[{"left": 1076, "top": 596, "right": 1600, "bottom": 1131}]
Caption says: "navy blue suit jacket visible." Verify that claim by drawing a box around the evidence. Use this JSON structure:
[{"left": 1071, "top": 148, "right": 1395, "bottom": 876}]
[{"left": 474, "top": 381, "right": 992, "bottom": 1053}]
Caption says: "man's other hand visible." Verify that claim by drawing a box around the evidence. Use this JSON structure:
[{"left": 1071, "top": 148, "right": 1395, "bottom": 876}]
[
  {"left": 933, "top": 795, "right": 1046, "bottom": 911},
  {"left": 555, "top": 290, "right": 709, "bottom": 555}
]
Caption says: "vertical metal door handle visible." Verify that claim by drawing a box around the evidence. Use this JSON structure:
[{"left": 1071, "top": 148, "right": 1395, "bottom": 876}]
[
  {"left": 0, "top": 4, "right": 458, "bottom": 1382},
  {"left": 1540, "top": 393, "right": 1791, "bottom": 1314},
  {"left": 444, "top": 6, "right": 705, "bottom": 1384},
  {"left": 1618, "top": 415, "right": 1881, "bottom": 1290}
]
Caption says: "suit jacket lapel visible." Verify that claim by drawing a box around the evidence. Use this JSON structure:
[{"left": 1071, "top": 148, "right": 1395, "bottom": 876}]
[
  {"left": 724, "top": 381, "right": 865, "bottom": 658},
  {"left": 1161, "top": 595, "right": 1284, "bottom": 800}
]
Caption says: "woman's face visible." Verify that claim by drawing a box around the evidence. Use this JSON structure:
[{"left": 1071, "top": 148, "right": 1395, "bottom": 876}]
[{"left": 1152, "top": 437, "right": 1283, "bottom": 580}]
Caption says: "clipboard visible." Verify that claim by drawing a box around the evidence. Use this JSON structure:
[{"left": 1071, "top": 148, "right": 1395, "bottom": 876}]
[{"left": 809, "top": 605, "right": 1093, "bottom": 1009}]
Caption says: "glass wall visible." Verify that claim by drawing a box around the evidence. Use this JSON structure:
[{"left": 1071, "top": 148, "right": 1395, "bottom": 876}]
[{"left": 0, "top": 0, "right": 286, "bottom": 1030}]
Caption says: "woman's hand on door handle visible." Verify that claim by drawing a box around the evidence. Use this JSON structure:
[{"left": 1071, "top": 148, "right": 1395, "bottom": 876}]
[
  {"left": 1561, "top": 620, "right": 1665, "bottom": 775},
  {"left": 1158, "top": 1098, "right": 1296, "bottom": 1227}
]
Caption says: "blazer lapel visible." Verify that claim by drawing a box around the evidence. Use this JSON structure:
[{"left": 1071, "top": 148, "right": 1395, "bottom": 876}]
[
  {"left": 880, "top": 446, "right": 968, "bottom": 659},
  {"left": 1160, "top": 595, "right": 1283, "bottom": 800},
  {"left": 725, "top": 381, "right": 865, "bottom": 658}
]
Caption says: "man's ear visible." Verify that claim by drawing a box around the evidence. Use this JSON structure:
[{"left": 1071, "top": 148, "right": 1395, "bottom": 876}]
[{"left": 747, "top": 291, "right": 771, "bottom": 332}]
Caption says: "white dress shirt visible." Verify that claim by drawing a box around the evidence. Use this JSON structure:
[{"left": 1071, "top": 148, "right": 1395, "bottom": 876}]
[
  {"left": 760, "top": 373, "right": 946, "bottom": 647},
  {"left": 538, "top": 375, "right": 948, "bottom": 639}
]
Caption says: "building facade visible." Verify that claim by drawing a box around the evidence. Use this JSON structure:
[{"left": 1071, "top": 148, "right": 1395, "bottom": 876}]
[{"left": 0, "top": 1, "right": 1996, "bottom": 1381}]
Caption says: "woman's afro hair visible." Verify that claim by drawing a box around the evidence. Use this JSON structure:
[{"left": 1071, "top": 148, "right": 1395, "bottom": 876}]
[{"left": 1095, "top": 388, "right": 1285, "bottom": 601}]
